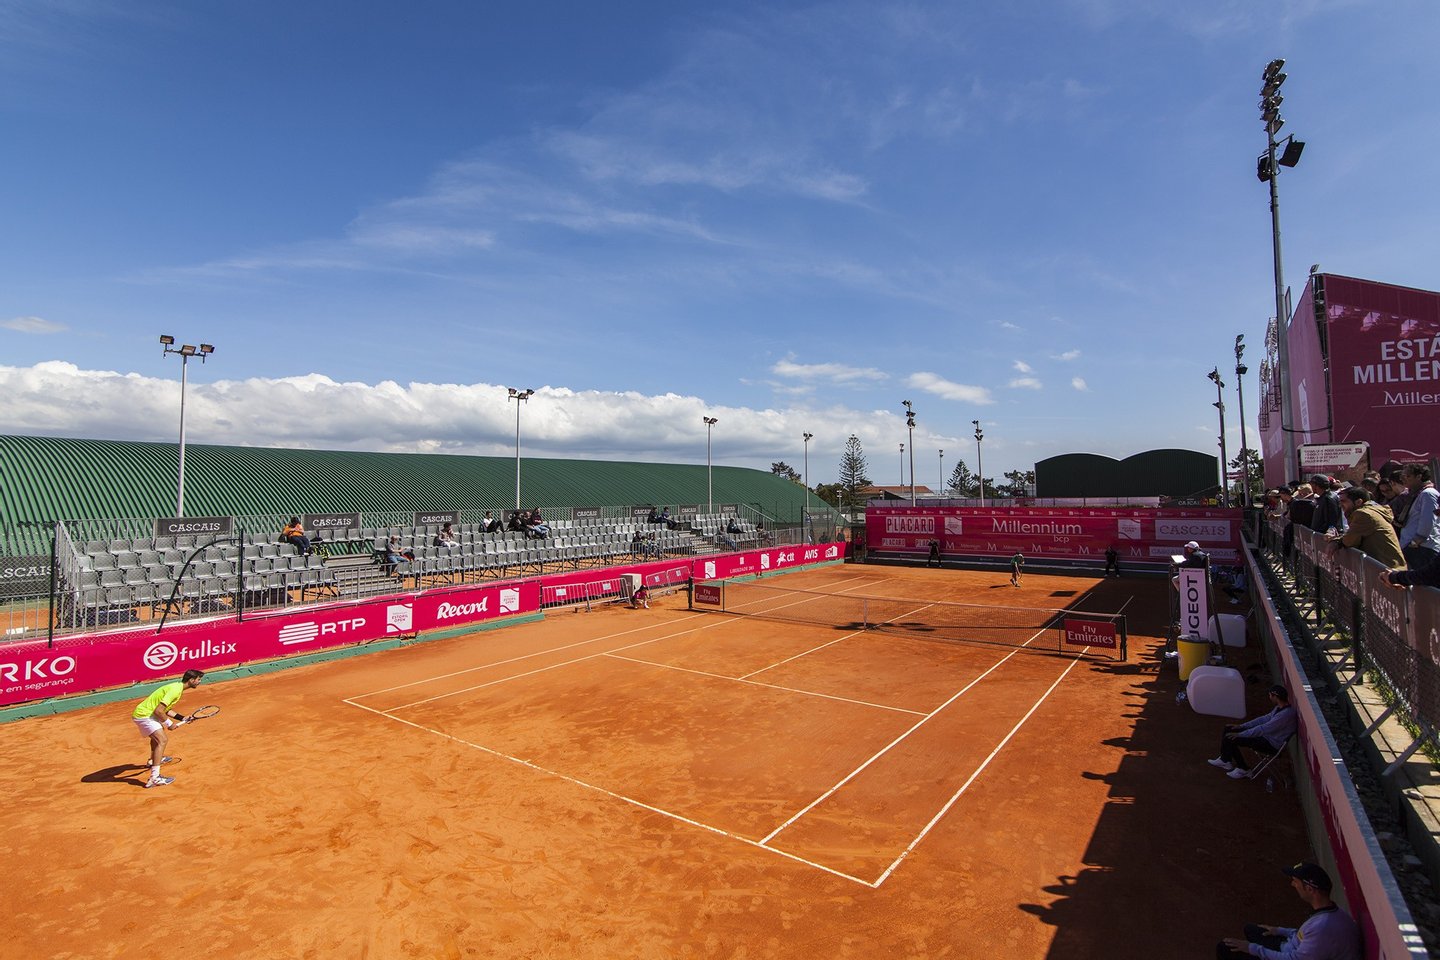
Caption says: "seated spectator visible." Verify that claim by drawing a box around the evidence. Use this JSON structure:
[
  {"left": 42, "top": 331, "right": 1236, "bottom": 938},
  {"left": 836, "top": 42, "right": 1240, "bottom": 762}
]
[
  {"left": 726, "top": 516, "right": 742, "bottom": 535},
  {"left": 1207, "top": 685, "right": 1297, "bottom": 780},
  {"left": 1397, "top": 462, "right": 1439, "bottom": 570},
  {"left": 1327, "top": 486, "right": 1405, "bottom": 570},
  {"left": 281, "top": 516, "right": 313, "bottom": 556},
  {"left": 507, "top": 511, "right": 528, "bottom": 533},
  {"left": 525, "top": 507, "right": 550, "bottom": 538},
  {"left": 1215, "top": 565, "right": 1248, "bottom": 604},
  {"left": 716, "top": 529, "right": 738, "bottom": 551},
  {"left": 648, "top": 507, "right": 664, "bottom": 525},
  {"left": 479, "top": 511, "right": 498, "bottom": 534},
  {"left": 756, "top": 522, "right": 773, "bottom": 544},
  {"left": 434, "top": 523, "right": 460, "bottom": 549},
  {"left": 631, "top": 529, "right": 644, "bottom": 557},
  {"left": 1309, "top": 474, "right": 1345, "bottom": 535},
  {"left": 642, "top": 534, "right": 663, "bottom": 558},
  {"left": 376, "top": 536, "right": 413, "bottom": 575},
  {"left": 1216, "top": 861, "right": 1361, "bottom": 960}
]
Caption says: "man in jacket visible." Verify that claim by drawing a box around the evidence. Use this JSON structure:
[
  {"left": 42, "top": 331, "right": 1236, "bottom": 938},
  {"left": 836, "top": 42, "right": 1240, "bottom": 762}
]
[
  {"left": 1328, "top": 486, "right": 1405, "bottom": 570},
  {"left": 1309, "top": 475, "right": 1345, "bottom": 535},
  {"left": 1207, "top": 685, "right": 1297, "bottom": 780}
]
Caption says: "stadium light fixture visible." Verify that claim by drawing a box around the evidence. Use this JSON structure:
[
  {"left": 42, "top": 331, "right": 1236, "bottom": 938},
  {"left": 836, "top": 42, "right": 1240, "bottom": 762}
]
[
  {"left": 704, "top": 416, "right": 718, "bottom": 512},
  {"left": 1209, "top": 368, "right": 1230, "bottom": 507},
  {"left": 802, "top": 432, "right": 813, "bottom": 518},
  {"left": 508, "top": 388, "right": 535, "bottom": 511},
  {"left": 973, "top": 420, "right": 985, "bottom": 508},
  {"left": 1235, "top": 335, "right": 1252, "bottom": 508},
  {"left": 899, "top": 442, "right": 905, "bottom": 489},
  {"left": 160, "top": 334, "right": 215, "bottom": 518},
  {"left": 902, "top": 400, "right": 916, "bottom": 506},
  {"left": 938, "top": 449, "right": 944, "bottom": 497},
  {"left": 1257, "top": 57, "right": 1304, "bottom": 481}
]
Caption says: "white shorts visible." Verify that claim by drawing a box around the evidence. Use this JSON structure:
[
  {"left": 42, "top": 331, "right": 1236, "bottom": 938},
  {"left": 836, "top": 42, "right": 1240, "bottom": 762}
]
[{"left": 134, "top": 717, "right": 164, "bottom": 737}]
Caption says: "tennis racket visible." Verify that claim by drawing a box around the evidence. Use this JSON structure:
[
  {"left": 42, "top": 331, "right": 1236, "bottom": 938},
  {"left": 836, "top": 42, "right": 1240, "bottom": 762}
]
[{"left": 182, "top": 705, "right": 220, "bottom": 725}]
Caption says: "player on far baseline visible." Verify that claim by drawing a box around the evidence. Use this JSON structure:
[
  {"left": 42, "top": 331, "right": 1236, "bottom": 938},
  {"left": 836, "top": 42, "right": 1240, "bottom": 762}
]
[
  {"left": 131, "top": 669, "right": 205, "bottom": 789},
  {"left": 1011, "top": 551, "right": 1025, "bottom": 587}
]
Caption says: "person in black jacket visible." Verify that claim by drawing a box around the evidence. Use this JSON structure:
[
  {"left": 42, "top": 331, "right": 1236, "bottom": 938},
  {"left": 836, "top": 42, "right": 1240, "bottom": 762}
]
[
  {"left": 1309, "top": 474, "right": 1345, "bottom": 534},
  {"left": 1382, "top": 551, "right": 1440, "bottom": 589}
]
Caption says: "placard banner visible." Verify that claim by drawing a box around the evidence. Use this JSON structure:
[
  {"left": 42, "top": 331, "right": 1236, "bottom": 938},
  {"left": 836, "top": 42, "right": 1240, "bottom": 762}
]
[
  {"left": 865, "top": 507, "right": 1241, "bottom": 564},
  {"left": 694, "top": 543, "right": 844, "bottom": 582},
  {"left": 304, "top": 512, "right": 361, "bottom": 533},
  {"left": 570, "top": 507, "right": 602, "bottom": 521},
  {"left": 1177, "top": 567, "right": 1209, "bottom": 638},
  {"left": 693, "top": 583, "right": 722, "bottom": 606},
  {"left": 0, "top": 582, "right": 542, "bottom": 707},
  {"left": 632, "top": 506, "right": 654, "bottom": 519},
  {"left": 1063, "top": 618, "right": 1118, "bottom": 649},
  {"left": 677, "top": 504, "right": 700, "bottom": 517},
  {"left": 154, "top": 516, "right": 234, "bottom": 538},
  {"left": 414, "top": 511, "right": 458, "bottom": 527},
  {"left": 0, "top": 555, "right": 50, "bottom": 600},
  {"left": 718, "top": 504, "right": 739, "bottom": 514}
]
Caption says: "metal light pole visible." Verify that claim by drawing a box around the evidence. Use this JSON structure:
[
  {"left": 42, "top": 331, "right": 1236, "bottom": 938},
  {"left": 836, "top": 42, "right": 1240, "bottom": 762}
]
[
  {"left": 1209, "top": 368, "right": 1230, "bottom": 507},
  {"left": 802, "top": 432, "right": 813, "bottom": 515},
  {"left": 160, "top": 335, "right": 215, "bottom": 518},
  {"left": 1259, "top": 58, "right": 1305, "bottom": 480},
  {"left": 899, "top": 442, "right": 905, "bottom": 488},
  {"left": 1235, "top": 335, "right": 1252, "bottom": 508},
  {"left": 507, "top": 387, "right": 534, "bottom": 510},
  {"left": 938, "top": 449, "right": 944, "bottom": 497},
  {"left": 973, "top": 420, "right": 985, "bottom": 508},
  {"left": 704, "top": 416, "right": 718, "bottom": 512},
  {"left": 902, "top": 400, "right": 916, "bottom": 505}
]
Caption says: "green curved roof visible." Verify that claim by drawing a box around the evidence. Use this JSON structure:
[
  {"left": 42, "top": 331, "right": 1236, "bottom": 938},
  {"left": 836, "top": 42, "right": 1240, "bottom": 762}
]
[
  {"left": 0, "top": 435, "right": 826, "bottom": 555},
  {"left": 1034, "top": 448, "right": 1218, "bottom": 498}
]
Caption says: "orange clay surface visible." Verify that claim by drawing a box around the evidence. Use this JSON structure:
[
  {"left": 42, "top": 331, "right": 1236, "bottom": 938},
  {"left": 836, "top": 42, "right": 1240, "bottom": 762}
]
[{"left": 0, "top": 565, "right": 1309, "bottom": 959}]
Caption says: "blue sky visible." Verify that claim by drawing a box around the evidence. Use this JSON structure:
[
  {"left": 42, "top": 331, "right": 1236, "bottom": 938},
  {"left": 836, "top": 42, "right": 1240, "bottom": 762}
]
[{"left": 3, "top": 0, "right": 1437, "bottom": 488}]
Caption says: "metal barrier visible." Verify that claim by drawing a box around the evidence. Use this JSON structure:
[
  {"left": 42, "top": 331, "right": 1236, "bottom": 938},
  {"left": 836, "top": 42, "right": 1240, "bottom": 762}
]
[{"left": 1260, "top": 516, "right": 1439, "bottom": 774}]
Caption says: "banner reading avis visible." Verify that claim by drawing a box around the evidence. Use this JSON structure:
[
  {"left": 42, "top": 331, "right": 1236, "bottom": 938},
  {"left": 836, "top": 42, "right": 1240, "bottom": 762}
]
[
  {"left": 865, "top": 506, "right": 1241, "bottom": 565},
  {"left": 0, "top": 581, "right": 542, "bottom": 708},
  {"left": 695, "top": 542, "right": 846, "bottom": 581}
]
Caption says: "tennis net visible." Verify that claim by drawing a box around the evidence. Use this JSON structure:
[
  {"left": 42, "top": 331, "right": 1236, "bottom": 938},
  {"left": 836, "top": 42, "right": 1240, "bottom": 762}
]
[{"left": 690, "top": 579, "right": 1127, "bottom": 660}]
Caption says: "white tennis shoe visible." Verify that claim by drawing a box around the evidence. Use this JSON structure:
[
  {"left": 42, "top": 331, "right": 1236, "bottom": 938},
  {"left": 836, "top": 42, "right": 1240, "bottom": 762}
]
[
  {"left": 145, "top": 775, "right": 174, "bottom": 788},
  {"left": 1207, "top": 758, "right": 1234, "bottom": 771},
  {"left": 1226, "top": 768, "right": 1251, "bottom": 780}
]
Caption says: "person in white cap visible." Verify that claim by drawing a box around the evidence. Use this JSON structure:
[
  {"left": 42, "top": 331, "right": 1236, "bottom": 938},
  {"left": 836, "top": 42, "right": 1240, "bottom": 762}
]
[{"left": 1179, "top": 540, "right": 1210, "bottom": 568}]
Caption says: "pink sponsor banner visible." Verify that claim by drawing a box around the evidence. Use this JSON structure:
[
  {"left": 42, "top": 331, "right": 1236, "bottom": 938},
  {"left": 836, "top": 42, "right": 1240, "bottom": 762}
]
[
  {"left": 1062, "top": 618, "right": 1117, "bottom": 649},
  {"left": 694, "top": 543, "right": 846, "bottom": 582},
  {"left": 1, "top": 582, "right": 542, "bottom": 708},
  {"left": 1285, "top": 276, "right": 1332, "bottom": 452},
  {"left": 864, "top": 506, "right": 1241, "bottom": 565},
  {"left": 1321, "top": 275, "right": 1440, "bottom": 465}
]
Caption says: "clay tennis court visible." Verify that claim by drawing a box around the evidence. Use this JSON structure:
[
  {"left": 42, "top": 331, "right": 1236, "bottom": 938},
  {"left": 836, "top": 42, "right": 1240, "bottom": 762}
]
[{"left": 1, "top": 565, "right": 1308, "bottom": 958}]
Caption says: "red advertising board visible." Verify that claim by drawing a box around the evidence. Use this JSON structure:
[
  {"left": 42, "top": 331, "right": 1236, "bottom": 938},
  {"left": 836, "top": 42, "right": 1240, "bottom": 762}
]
[
  {"left": 1, "top": 544, "right": 850, "bottom": 708},
  {"left": 864, "top": 506, "right": 1241, "bottom": 565},
  {"left": 1063, "top": 618, "right": 1118, "bottom": 649}
]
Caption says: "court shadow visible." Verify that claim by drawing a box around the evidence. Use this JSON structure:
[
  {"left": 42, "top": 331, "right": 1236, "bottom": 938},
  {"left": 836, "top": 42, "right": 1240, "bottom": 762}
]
[{"left": 81, "top": 763, "right": 151, "bottom": 788}]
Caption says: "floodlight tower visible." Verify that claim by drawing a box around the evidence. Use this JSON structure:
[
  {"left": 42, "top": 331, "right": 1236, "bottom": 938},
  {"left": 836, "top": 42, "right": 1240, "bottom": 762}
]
[
  {"left": 508, "top": 388, "right": 535, "bottom": 510},
  {"left": 160, "top": 335, "right": 215, "bottom": 518},
  {"left": 1235, "top": 335, "right": 1252, "bottom": 508},
  {"left": 1258, "top": 58, "right": 1305, "bottom": 480},
  {"left": 704, "top": 416, "right": 718, "bottom": 512},
  {"left": 1208, "top": 368, "right": 1230, "bottom": 507},
  {"left": 973, "top": 420, "right": 985, "bottom": 508},
  {"left": 902, "top": 400, "right": 916, "bottom": 505}
]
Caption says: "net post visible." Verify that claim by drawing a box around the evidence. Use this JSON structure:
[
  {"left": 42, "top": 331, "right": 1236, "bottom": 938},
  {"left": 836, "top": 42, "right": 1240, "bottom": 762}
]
[{"left": 1120, "top": 614, "right": 1128, "bottom": 662}]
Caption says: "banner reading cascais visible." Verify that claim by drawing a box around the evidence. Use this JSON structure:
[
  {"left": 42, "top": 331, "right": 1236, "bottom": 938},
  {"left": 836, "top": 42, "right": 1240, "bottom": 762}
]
[{"left": 865, "top": 506, "right": 1242, "bottom": 566}]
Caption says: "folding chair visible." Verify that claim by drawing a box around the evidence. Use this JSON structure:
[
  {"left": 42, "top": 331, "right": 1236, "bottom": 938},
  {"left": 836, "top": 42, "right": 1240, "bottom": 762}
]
[{"left": 1245, "top": 733, "right": 1296, "bottom": 790}]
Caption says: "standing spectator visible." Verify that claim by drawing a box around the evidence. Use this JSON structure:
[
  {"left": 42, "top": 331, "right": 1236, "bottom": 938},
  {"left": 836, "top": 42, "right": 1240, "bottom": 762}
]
[
  {"left": 1216, "top": 861, "right": 1361, "bottom": 959},
  {"left": 1309, "top": 475, "right": 1345, "bottom": 535},
  {"left": 1384, "top": 469, "right": 1414, "bottom": 534},
  {"left": 1207, "top": 685, "right": 1297, "bottom": 779},
  {"left": 1382, "top": 550, "right": 1440, "bottom": 589},
  {"left": 1328, "top": 486, "right": 1405, "bottom": 569},
  {"left": 281, "top": 516, "right": 313, "bottom": 556},
  {"left": 1397, "top": 463, "right": 1439, "bottom": 571}
]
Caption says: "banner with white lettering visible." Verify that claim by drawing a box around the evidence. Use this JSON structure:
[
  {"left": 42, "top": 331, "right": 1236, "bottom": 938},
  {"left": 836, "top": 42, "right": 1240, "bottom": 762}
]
[
  {"left": 864, "top": 506, "right": 1241, "bottom": 565},
  {"left": 1177, "top": 566, "right": 1209, "bottom": 638}
]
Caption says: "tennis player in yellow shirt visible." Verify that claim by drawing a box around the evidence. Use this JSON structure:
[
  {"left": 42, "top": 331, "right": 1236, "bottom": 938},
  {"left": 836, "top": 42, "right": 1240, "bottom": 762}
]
[{"left": 131, "top": 669, "right": 205, "bottom": 788}]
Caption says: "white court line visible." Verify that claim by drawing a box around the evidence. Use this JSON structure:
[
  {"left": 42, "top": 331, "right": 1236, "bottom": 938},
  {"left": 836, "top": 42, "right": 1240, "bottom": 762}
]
[
  {"left": 869, "top": 650, "right": 1087, "bottom": 886},
  {"left": 344, "top": 697, "right": 877, "bottom": 887},
  {"left": 354, "top": 572, "right": 879, "bottom": 701},
  {"left": 385, "top": 575, "right": 881, "bottom": 711},
  {"left": 603, "top": 652, "right": 927, "bottom": 716},
  {"left": 758, "top": 619, "right": 1040, "bottom": 847}
]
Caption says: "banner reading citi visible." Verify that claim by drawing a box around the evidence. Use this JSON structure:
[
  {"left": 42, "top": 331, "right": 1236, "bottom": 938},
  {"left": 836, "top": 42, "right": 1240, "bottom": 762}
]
[{"left": 865, "top": 506, "right": 1241, "bottom": 565}]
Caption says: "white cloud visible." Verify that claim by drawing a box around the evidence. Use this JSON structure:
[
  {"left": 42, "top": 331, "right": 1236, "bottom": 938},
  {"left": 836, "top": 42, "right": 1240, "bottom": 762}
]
[
  {"left": 3, "top": 316, "right": 67, "bottom": 334},
  {"left": 1072, "top": 377, "right": 1089, "bottom": 391},
  {"left": 1008, "top": 377, "right": 1043, "bottom": 390},
  {"left": 1012, "top": 360, "right": 1033, "bottom": 374},
  {"left": 772, "top": 358, "right": 887, "bottom": 383},
  {"left": 906, "top": 371, "right": 994, "bottom": 404},
  {"left": 1053, "top": 349, "right": 1081, "bottom": 361}
]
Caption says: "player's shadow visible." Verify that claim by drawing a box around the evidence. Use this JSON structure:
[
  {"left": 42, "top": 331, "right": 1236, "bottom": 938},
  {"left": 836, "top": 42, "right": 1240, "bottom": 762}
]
[{"left": 81, "top": 763, "right": 152, "bottom": 788}]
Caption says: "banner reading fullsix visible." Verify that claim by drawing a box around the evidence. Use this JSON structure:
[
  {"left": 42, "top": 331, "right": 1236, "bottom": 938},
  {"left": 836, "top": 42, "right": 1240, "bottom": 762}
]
[
  {"left": 865, "top": 506, "right": 1241, "bottom": 565},
  {"left": 0, "top": 581, "right": 542, "bottom": 708}
]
